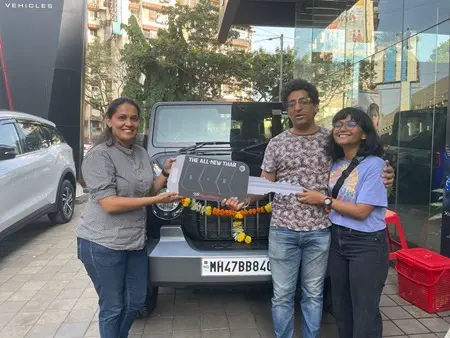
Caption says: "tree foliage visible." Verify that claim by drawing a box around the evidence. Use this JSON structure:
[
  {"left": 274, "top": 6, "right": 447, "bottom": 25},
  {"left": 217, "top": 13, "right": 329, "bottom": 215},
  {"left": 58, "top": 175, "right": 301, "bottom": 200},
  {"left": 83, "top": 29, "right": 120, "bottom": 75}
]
[
  {"left": 430, "top": 39, "right": 450, "bottom": 63},
  {"left": 249, "top": 47, "right": 295, "bottom": 102},
  {"left": 120, "top": 0, "right": 296, "bottom": 113},
  {"left": 84, "top": 38, "right": 127, "bottom": 117},
  {"left": 121, "top": 0, "right": 248, "bottom": 111}
]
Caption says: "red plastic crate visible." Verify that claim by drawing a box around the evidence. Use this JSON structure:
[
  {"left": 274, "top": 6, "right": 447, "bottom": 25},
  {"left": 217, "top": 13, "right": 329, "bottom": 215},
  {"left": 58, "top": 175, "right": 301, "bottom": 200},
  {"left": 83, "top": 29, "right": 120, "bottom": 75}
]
[{"left": 395, "top": 248, "right": 450, "bottom": 313}]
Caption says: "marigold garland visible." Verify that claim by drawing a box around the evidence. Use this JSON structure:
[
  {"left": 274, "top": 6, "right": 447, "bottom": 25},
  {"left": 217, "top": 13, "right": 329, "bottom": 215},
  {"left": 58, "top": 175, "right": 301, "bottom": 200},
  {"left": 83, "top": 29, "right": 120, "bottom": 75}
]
[{"left": 180, "top": 198, "right": 272, "bottom": 244}]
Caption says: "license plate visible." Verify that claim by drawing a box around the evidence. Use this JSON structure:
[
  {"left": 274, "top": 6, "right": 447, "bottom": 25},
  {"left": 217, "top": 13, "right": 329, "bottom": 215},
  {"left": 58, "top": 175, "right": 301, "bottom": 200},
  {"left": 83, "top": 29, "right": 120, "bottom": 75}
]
[{"left": 201, "top": 257, "right": 271, "bottom": 276}]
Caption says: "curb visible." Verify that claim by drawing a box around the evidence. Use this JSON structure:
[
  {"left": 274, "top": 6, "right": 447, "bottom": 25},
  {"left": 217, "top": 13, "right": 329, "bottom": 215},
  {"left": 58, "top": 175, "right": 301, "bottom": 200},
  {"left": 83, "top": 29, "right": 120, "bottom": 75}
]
[
  {"left": 75, "top": 193, "right": 88, "bottom": 205},
  {"left": 75, "top": 182, "right": 88, "bottom": 205}
]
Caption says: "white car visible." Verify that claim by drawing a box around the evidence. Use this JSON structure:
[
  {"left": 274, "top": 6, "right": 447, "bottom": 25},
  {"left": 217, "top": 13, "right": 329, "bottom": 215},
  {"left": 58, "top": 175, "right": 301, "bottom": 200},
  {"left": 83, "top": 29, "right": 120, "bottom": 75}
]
[{"left": 0, "top": 110, "right": 76, "bottom": 240}]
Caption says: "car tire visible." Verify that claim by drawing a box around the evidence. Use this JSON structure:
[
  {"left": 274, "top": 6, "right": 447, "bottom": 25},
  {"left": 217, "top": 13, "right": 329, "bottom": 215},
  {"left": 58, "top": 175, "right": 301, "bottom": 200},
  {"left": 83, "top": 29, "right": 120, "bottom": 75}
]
[
  {"left": 48, "top": 179, "right": 75, "bottom": 224},
  {"left": 137, "top": 286, "right": 159, "bottom": 318}
]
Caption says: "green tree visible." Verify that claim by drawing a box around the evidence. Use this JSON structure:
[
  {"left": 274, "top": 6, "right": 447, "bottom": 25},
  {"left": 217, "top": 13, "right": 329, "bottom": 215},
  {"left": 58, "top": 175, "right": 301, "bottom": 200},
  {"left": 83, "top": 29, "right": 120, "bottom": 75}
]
[
  {"left": 430, "top": 40, "right": 450, "bottom": 63},
  {"left": 249, "top": 47, "right": 295, "bottom": 102},
  {"left": 121, "top": 0, "right": 248, "bottom": 112},
  {"left": 84, "top": 39, "right": 127, "bottom": 117}
]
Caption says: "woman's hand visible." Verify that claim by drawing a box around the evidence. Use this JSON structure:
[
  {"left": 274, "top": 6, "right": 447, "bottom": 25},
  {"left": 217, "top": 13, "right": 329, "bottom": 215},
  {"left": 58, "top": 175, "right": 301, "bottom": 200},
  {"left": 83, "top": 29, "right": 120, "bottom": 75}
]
[
  {"left": 163, "top": 158, "right": 176, "bottom": 174},
  {"left": 382, "top": 160, "right": 395, "bottom": 188},
  {"left": 155, "top": 191, "right": 182, "bottom": 204},
  {"left": 297, "top": 189, "right": 327, "bottom": 205},
  {"left": 221, "top": 197, "right": 248, "bottom": 210}
]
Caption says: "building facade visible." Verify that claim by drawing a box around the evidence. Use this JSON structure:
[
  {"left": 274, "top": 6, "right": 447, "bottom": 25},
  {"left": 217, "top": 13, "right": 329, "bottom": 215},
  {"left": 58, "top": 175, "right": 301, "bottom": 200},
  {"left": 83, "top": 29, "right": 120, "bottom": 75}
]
[
  {"left": 0, "top": 0, "right": 86, "bottom": 175},
  {"left": 219, "top": 0, "right": 450, "bottom": 256}
]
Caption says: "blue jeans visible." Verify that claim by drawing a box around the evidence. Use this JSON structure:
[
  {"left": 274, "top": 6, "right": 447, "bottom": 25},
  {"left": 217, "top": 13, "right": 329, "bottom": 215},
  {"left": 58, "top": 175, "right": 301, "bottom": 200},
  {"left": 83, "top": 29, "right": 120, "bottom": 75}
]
[
  {"left": 268, "top": 226, "right": 331, "bottom": 338},
  {"left": 329, "top": 225, "right": 389, "bottom": 338},
  {"left": 77, "top": 238, "right": 148, "bottom": 338}
]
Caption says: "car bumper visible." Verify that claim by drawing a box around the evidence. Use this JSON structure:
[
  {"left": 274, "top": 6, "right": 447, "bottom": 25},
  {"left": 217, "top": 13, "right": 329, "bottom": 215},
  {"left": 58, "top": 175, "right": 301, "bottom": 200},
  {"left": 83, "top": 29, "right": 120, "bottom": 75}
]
[{"left": 147, "top": 225, "right": 272, "bottom": 287}]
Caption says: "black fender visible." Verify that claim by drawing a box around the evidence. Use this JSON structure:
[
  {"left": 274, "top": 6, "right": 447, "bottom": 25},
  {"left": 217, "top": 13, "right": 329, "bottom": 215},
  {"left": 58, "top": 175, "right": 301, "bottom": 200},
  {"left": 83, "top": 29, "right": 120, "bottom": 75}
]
[{"left": 53, "top": 168, "right": 76, "bottom": 206}]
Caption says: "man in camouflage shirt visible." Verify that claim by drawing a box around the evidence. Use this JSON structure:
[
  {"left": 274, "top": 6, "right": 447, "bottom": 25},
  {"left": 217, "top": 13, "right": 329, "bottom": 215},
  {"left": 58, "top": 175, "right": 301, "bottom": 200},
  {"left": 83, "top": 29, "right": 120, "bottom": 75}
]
[{"left": 226, "top": 79, "right": 394, "bottom": 338}]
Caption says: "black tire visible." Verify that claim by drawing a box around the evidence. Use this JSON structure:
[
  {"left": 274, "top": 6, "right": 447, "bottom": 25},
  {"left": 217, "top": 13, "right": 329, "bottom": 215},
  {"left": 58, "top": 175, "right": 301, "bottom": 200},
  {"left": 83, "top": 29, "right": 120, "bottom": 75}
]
[
  {"left": 48, "top": 179, "right": 75, "bottom": 224},
  {"left": 137, "top": 286, "right": 159, "bottom": 318}
]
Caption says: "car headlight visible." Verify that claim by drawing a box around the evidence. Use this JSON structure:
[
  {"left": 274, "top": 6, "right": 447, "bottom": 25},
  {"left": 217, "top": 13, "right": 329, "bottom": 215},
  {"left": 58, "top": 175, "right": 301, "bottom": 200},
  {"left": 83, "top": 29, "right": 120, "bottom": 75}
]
[
  {"left": 155, "top": 188, "right": 179, "bottom": 212},
  {"left": 151, "top": 187, "right": 183, "bottom": 220}
]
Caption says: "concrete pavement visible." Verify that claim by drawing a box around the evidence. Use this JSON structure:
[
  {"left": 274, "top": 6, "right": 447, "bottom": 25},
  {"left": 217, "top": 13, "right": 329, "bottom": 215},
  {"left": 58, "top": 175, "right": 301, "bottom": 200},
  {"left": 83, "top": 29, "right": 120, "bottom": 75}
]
[{"left": 0, "top": 203, "right": 449, "bottom": 337}]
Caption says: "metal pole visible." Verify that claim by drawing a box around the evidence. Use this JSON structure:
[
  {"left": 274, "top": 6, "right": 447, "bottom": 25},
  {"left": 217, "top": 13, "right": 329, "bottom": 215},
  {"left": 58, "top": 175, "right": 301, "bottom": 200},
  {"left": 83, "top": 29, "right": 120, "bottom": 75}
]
[{"left": 279, "top": 34, "right": 284, "bottom": 102}]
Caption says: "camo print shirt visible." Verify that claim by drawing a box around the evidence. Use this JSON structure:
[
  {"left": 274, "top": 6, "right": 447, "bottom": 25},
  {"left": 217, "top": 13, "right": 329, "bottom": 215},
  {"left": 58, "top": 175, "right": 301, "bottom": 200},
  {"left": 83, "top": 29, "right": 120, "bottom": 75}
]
[{"left": 261, "top": 128, "right": 332, "bottom": 231}]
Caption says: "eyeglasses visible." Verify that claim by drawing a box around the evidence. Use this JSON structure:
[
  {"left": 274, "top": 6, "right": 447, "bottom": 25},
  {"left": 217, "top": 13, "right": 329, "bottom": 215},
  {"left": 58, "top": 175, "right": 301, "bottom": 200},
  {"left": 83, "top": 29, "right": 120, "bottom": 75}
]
[
  {"left": 333, "top": 120, "right": 358, "bottom": 129},
  {"left": 285, "top": 97, "right": 313, "bottom": 109}
]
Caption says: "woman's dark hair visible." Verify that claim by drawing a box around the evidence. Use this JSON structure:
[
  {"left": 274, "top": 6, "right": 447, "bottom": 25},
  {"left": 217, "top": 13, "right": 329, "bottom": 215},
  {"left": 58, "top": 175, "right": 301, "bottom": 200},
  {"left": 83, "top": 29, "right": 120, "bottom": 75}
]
[
  {"left": 93, "top": 97, "right": 141, "bottom": 148},
  {"left": 327, "top": 107, "right": 384, "bottom": 161},
  {"left": 281, "top": 79, "right": 320, "bottom": 106}
]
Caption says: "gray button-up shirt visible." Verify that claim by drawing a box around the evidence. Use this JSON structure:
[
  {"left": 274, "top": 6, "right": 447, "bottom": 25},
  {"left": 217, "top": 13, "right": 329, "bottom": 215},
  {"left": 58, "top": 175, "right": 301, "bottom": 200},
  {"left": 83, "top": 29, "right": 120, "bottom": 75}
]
[{"left": 76, "top": 142, "right": 154, "bottom": 251}]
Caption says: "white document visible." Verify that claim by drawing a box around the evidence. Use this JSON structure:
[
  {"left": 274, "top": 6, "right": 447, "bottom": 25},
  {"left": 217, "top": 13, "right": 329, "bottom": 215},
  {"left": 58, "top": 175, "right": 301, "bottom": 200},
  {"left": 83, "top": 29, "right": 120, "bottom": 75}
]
[{"left": 247, "top": 176, "right": 303, "bottom": 196}]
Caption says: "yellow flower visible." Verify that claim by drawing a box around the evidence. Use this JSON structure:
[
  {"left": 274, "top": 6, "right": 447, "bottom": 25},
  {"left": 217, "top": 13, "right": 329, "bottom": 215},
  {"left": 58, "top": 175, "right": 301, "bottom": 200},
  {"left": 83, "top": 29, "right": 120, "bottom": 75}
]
[
  {"left": 244, "top": 235, "right": 252, "bottom": 244},
  {"left": 234, "top": 211, "right": 243, "bottom": 219},
  {"left": 264, "top": 203, "right": 272, "bottom": 213},
  {"left": 233, "top": 221, "right": 243, "bottom": 227},
  {"left": 236, "top": 232, "right": 246, "bottom": 242},
  {"left": 182, "top": 198, "right": 191, "bottom": 208},
  {"left": 205, "top": 206, "right": 212, "bottom": 216}
]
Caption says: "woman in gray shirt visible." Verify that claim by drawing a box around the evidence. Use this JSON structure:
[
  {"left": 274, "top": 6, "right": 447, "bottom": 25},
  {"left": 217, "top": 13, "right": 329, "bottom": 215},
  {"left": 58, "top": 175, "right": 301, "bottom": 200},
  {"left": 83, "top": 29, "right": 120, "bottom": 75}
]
[{"left": 76, "top": 98, "right": 181, "bottom": 338}]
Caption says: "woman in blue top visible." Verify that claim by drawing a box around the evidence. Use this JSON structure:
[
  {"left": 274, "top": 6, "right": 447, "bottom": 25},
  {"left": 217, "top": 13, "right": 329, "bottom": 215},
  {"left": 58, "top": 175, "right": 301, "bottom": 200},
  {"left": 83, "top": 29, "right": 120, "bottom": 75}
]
[{"left": 298, "top": 107, "right": 389, "bottom": 338}]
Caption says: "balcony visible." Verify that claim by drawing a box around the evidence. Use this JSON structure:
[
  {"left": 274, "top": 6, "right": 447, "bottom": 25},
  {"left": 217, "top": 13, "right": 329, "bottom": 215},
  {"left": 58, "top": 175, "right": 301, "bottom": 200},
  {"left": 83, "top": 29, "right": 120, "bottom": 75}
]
[
  {"left": 87, "top": 0, "right": 106, "bottom": 11},
  {"left": 231, "top": 39, "right": 250, "bottom": 49},
  {"left": 129, "top": 1, "right": 140, "bottom": 10},
  {"left": 143, "top": 0, "right": 163, "bottom": 11},
  {"left": 142, "top": 23, "right": 159, "bottom": 32},
  {"left": 88, "top": 17, "right": 101, "bottom": 30}
]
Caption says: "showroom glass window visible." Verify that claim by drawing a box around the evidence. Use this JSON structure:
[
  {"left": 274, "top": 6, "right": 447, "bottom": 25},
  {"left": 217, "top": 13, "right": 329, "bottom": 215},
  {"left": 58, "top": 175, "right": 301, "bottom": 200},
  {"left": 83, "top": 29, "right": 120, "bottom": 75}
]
[{"left": 293, "top": 0, "right": 450, "bottom": 251}]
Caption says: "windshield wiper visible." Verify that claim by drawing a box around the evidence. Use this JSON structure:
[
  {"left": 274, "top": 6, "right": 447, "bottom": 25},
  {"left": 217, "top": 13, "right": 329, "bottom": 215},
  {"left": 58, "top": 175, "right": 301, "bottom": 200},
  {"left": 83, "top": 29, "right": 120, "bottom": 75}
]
[
  {"left": 237, "top": 141, "right": 269, "bottom": 154},
  {"left": 178, "top": 141, "right": 232, "bottom": 154}
]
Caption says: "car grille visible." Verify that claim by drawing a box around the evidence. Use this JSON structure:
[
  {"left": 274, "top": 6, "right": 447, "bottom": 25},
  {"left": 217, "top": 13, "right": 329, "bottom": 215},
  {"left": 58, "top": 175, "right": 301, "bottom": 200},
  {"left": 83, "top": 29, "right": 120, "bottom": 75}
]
[{"left": 193, "top": 196, "right": 272, "bottom": 241}]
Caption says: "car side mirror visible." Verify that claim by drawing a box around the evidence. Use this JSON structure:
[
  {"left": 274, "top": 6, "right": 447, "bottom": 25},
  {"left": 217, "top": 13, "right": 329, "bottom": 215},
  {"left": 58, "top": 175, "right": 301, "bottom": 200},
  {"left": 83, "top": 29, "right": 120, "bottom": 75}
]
[{"left": 0, "top": 145, "right": 17, "bottom": 160}]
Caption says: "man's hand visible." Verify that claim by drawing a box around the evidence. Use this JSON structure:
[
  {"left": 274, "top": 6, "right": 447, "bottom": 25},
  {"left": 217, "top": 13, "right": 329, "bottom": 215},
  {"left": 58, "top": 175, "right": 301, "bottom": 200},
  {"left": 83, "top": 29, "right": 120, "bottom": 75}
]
[
  {"left": 297, "top": 189, "right": 328, "bottom": 205},
  {"left": 382, "top": 160, "right": 395, "bottom": 188},
  {"left": 221, "top": 197, "right": 248, "bottom": 211}
]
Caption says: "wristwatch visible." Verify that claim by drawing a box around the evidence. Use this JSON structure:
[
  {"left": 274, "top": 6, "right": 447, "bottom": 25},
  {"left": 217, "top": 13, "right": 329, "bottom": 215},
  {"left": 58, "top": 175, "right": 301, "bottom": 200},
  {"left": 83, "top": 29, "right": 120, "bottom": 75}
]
[
  {"left": 323, "top": 197, "right": 333, "bottom": 207},
  {"left": 161, "top": 169, "right": 170, "bottom": 178}
]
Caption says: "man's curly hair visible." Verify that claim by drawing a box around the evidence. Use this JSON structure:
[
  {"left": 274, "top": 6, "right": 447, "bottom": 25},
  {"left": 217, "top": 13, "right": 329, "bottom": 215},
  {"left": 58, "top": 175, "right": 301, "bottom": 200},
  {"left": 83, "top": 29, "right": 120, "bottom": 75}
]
[{"left": 281, "top": 79, "right": 320, "bottom": 106}]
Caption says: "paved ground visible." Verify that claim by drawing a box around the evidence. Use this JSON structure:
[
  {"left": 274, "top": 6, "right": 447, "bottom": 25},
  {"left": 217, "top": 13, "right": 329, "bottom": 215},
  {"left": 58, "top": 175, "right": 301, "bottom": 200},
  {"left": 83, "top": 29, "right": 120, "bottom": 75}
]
[{"left": 0, "top": 203, "right": 449, "bottom": 338}]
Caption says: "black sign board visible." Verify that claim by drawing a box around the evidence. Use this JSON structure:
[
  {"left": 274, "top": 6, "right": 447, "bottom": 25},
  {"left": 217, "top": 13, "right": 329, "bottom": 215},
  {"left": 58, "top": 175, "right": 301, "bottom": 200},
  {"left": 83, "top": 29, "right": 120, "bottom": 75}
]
[{"left": 168, "top": 155, "right": 250, "bottom": 201}]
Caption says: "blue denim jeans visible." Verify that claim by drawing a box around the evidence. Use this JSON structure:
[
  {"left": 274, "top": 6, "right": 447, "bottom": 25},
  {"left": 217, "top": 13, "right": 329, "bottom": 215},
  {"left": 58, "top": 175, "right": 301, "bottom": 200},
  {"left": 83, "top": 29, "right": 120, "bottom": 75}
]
[
  {"left": 268, "top": 226, "right": 331, "bottom": 338},
  {"left": 77, "top": 238, "right": 148, "bottom": 338}
]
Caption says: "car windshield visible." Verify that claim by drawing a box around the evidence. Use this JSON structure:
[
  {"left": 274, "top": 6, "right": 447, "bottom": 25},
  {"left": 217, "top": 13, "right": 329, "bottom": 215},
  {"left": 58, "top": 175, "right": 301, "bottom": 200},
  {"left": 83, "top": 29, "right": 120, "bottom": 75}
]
[{"left": 152, "top": 103, "right": 287, "bottom": 148}]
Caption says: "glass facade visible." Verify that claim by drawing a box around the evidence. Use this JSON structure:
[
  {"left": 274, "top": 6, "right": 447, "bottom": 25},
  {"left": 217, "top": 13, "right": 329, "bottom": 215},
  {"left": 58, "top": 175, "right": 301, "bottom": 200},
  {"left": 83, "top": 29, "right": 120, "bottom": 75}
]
[{"left": 294, "top": 0, "right": 450, "bottom": 252}]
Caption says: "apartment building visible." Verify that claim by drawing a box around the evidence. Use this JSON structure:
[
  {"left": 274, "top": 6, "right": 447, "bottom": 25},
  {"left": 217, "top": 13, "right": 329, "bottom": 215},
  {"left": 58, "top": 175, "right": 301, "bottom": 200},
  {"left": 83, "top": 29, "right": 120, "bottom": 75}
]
[{"left": 85, "top": 0, "right": 111, "bottom": 142}]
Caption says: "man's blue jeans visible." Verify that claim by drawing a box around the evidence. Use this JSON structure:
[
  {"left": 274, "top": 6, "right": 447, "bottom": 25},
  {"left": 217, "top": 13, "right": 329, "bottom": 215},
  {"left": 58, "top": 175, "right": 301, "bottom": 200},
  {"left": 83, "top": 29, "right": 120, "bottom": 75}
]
[
  {"left": 77, "top": 238, "right": 148, "bottom": 338},
  {"left": 268, "top": 226, "right": 331, "bottom": 338}
]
